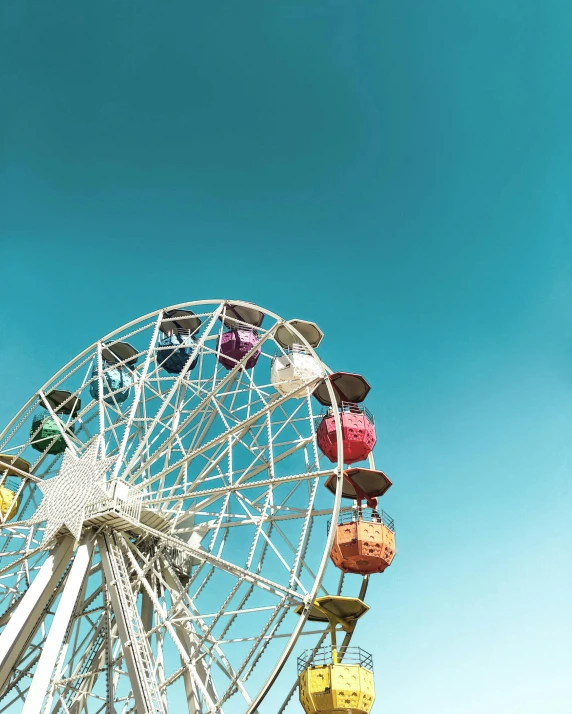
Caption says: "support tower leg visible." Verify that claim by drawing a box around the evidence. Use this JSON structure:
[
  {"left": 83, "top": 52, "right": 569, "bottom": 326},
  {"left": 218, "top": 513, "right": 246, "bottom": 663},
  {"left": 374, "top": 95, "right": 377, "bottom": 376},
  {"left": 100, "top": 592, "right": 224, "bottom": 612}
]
[
  {"left": 98, "top": 531, "right": 167, "bottom": 714},
  {"left": 0, "top": 536, "right": 76, "bottom": 694}
]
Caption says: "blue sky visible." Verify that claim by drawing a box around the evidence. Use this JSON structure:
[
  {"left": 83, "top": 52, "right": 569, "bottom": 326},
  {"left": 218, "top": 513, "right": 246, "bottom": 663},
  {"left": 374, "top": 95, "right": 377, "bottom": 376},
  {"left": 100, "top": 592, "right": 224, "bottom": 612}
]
[{"left": 1, "top": 0, "right": 571, "bottom": 712}]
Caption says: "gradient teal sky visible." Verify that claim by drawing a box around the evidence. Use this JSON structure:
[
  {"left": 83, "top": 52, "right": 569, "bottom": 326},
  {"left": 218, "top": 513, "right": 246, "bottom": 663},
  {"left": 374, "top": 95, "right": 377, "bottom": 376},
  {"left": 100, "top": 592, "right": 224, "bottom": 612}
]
[{"left": 1, "top": 0, "right": 571, "bottom": 712}]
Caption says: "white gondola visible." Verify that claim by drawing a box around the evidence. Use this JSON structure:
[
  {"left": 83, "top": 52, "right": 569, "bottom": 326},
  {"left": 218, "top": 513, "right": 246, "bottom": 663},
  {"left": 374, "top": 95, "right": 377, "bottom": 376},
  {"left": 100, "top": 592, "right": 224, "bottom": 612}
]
[{"left": 271, "top": 319, "right": 324, "bottom": 398}]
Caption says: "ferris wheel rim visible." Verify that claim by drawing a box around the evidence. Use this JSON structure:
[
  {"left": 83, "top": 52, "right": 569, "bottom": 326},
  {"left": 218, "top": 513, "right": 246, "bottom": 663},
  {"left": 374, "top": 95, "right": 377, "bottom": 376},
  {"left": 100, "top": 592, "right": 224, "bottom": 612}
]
[{"left": 0, "top": 298, "right": 358, "bottom": 714}]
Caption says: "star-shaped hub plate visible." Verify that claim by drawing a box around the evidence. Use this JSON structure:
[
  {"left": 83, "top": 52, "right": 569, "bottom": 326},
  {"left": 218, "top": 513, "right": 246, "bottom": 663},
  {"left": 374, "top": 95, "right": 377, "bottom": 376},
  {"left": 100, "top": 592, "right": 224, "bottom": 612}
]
[{"left": 30, "top": 439, "right": 116, "bottom": 547}]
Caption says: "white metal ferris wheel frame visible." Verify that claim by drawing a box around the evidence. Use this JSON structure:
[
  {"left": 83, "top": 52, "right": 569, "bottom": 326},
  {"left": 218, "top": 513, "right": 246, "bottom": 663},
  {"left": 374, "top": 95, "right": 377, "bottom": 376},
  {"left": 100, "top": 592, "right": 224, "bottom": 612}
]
[{"left": 0, "top": 299, "right": 372, "bottom": 714}]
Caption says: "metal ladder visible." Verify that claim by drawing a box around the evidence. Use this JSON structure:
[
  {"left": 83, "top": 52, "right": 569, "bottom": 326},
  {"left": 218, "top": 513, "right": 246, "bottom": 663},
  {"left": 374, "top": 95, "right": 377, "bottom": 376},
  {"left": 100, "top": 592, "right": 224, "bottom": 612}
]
[
  {"left": 62, "top": 626, "right": 106, "bottom": 710},
  {"left": 104, "top": 532, "right": 166, "bottom": 714}
]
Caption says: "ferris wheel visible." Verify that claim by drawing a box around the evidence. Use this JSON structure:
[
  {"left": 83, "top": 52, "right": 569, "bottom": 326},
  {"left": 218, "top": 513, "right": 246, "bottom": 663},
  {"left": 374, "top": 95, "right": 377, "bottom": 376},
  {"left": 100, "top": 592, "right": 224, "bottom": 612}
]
[{"left": 0, "top": 299, "right": 396, "bottom": 714}]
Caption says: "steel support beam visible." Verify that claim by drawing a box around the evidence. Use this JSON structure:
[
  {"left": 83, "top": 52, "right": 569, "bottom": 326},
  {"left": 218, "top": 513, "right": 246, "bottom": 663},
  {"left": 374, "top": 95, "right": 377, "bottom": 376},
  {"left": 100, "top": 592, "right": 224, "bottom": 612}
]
[
  {"left": 22, "top": 534, "right": 95, "bottom": 714},
  {"left": 98, "top": 531, "right": 166, "bottom": 714},
  {"left": 120, "top": 540, "right": 218, "bottom": 712},
  {"left": 0, "top": 536, "right": 75, "bottom": 694},
  {"left": 174, "top": 624, "right": 220, "bottom": 714}
]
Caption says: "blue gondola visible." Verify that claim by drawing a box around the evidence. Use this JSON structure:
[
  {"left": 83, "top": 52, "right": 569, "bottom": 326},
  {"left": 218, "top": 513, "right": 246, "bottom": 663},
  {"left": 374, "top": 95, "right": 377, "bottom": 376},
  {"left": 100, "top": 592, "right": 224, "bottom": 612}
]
[
  {"left": 157, "top": 310, "right": 202, "bottom": 375},
  {"left": 90, "top": 342, "right": 138, "bottom": 405}
]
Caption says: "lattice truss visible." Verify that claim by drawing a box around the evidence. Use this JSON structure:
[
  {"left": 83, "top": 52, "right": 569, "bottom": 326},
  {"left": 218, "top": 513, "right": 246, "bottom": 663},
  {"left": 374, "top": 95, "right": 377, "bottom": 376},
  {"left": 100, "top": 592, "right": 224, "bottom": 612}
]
[{"left": 0, "top": 300, "right": 368, "bottom": 714}]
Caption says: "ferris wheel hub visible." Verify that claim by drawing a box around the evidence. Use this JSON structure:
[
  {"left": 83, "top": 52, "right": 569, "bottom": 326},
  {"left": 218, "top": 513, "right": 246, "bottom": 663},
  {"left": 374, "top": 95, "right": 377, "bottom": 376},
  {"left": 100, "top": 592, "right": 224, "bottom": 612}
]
[{"left": 29, "top": 441, "right": 116, "bottom": 546}]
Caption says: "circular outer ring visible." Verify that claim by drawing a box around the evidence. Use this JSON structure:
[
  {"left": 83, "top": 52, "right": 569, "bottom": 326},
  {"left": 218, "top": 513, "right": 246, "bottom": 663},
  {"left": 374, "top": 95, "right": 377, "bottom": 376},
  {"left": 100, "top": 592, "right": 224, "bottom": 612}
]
[{"left": 0, "top": 299, "right": 351, "bottom": 713}]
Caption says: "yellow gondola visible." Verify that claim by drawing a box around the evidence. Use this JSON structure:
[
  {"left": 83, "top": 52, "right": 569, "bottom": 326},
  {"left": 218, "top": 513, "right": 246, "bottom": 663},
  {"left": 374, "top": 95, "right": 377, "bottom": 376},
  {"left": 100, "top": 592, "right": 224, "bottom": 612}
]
[
  {"left": 295, "top": 597, "right": 375, "bottom": 714},
  {"left": 0, "top": 455, "right": 29, "bottom": 521}
]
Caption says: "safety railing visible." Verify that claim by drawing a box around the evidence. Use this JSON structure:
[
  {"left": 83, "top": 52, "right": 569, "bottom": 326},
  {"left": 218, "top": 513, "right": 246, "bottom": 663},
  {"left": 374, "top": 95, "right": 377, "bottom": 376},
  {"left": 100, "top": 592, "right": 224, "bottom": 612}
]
[
  {"left": 274, "top": 341, "right": 316, "bottom": 357},
  {"left": 84, "top": 479, "right": 143, "bottom": 522},
  {"left": 316, "top": 401, "right": 375, "bottom": 425},
  {"left": 328, "top": 508, "right": 395, "bottom": 533},
  {"left": 297, "top": 646, "right": 374, "bottom": 674}
]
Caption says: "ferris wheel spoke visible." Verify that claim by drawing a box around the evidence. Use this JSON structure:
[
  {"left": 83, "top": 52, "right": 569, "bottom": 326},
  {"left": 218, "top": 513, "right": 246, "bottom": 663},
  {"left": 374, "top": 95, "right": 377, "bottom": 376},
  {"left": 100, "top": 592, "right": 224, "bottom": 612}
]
[
  {"left": 273, "top": 526, "right": 328, "bottom": 599},
  {"left": 98, "top": 404, "right": 128, "bottom": 457},
  {"left": 233, "top": 494, "right": 308, "bottom": 596},
  {"left": 119, "top": 542, "right": 221, "bottom": 713},
  {"left": 198, "top": 587, "right": 287, "bottom": 699},
  {"left": 0, "top": 541, "right": 43, "bottom": 566},
  {"left": 266, "top": 476, "right": 326, "bottom": 598},
  {"left": 125, "top": 326, "right": 304, "bottom": 487},
  {"left": 180, "top": 506, "right": 231, "bottom": 603},
  {"left": 240, "top": 597, "right": 307, "bottom": 686},
  {"left": 155, "top": 383, "right": 196, "bottom": 495},
  {"left": 199, "top": 529, "right": 277, "bottom": 694},
  {"left": 151, "top": 559, "right": 284, "bottom": 711},
  {"left": 181, "top": 490, "right": 276, "bottom": 663},
  {"left": 147, "top": 406, "right": 320, "bottom": 510},
  {"left": 75, "top": 415, "right": 95, "bottom": 446},
  {"left": 194, "top": 404, "right": 316, "bottom": 492},
  {"left": 120, "top": 308, "right": 224, "bottom": 483},
  {"left": 186, "top": 399, "right": 225, "bottom": 455},
  {"left": 163, "top": 468, "right": 332, "bottom": 524},
  {"left": 158, "top": 562, "right": 252, "bottom": 710},
  {"left": 111, "top": 312, "right": 164, "bottom": 480},
  {"left": 217, "top": 595, "right": 290, "bottom": 706},
  {"left": 130, "top": 517, "right": 304, "bottom": 604},
  {"left": 141, "top": 564, "right": 227, "bottom": 712},
  {"left": 58, "top": 598, "right": 105, "bottom": 693},
  {"left": 216, "top": 369, "right": 248, "bottom": 421},
  {"left": 154, "top": 401, "right": 224, "bottom": 503}
]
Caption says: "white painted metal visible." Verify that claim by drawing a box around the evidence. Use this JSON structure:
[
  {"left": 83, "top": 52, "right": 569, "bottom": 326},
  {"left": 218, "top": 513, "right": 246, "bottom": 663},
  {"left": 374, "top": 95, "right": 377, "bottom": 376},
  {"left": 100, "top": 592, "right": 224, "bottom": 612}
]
[
  {"left": 121, "top": 540, "right": 218, "bottom": 713},
  {"left": 99, "top": 531, "right": 166, "bottom": 714},
  {"left": 0, "top": 300, "right": 368, "bottom": 714},
  {"left": 0, "top": 537, "right": 75, "bottom": 693},
  {"left": 30, "top": 439, "right": 115, "bottom": 546},
  {"left": 21, "top": 534, "right": 95, "bottom": 714}
]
